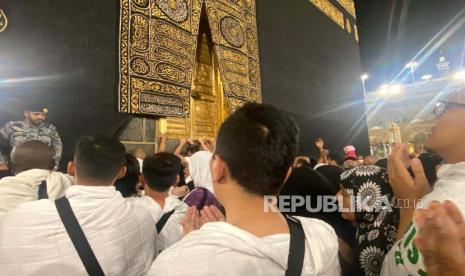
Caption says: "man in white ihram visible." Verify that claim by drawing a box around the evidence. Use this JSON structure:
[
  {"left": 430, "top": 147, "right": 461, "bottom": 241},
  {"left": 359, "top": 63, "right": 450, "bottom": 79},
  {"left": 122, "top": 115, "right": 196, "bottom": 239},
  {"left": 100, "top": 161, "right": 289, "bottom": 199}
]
[
  {"left": 148, "top": 103, "right": 340, "bottom": 275},
  {"left": 0, "top": 136, "right": 156, "bottom": 275},
  {"left": 0, "top": 141, "right": 72, "bottom": 219}
]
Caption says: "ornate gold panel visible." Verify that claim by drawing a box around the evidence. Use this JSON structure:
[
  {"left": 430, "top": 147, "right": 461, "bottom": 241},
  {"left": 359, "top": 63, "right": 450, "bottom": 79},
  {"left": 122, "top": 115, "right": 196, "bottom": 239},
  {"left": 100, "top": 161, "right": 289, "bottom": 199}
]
[
  {"left": 336, "top": 0, "right": 356, "bottom": 18},
  {"left": 165, "top": 18, "right": 229, "bottom": 139},
  {"left": 205, "top": 0, "right": 262, "bottom": 112},
  {"left": 119, "top": 0, "right": 202, "bottom": 115},
  {"left": 308, "top": 0, "right": 344, "bottom": 30},
  {"left": 308, "top": 0, "right": 359, "bottom": 42},
  {"left": 119, "top": 0, "right": 262, "bottom": 120},
  {"left": 345, "top": 18, "right": 352, "bottom": 34},
  {"left": 0, "top": 9, "right": 9, "bottom": 33},
  {"left": 354, "top": 24, "right": 359, "bottom": 41}
]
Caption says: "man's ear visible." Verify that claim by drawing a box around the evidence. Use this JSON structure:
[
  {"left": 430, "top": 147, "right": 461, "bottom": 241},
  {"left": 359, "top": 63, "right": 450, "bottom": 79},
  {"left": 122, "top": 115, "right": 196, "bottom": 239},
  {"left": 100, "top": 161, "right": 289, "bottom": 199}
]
[
  {"left": 24, "top": 111, "right": 28, "bottom": 118},
  {"left": 116, "top": 165, "right": 127, "bottom": 180},
  {"left": 67, "top": 161, "right": 75, "bottom": 176},
  {"left": 211, "top": 155, "right": 227, "bottom": 184},
  {"left": 173, "top": 174, "right": 180, "bottom": 186}
]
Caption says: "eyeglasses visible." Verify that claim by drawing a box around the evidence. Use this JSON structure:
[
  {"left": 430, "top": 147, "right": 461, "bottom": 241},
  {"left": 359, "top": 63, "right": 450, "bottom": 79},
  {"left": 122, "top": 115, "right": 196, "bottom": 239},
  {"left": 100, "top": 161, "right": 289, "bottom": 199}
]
[{"left": 433, "top": 101, "right": 465, "bottom": 117}]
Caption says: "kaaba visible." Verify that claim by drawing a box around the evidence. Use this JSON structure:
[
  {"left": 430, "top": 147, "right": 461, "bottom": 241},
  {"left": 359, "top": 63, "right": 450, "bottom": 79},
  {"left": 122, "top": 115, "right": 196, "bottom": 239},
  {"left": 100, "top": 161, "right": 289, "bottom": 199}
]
[{"left": 0, "top": 0, "right": 368, "bottom": 167}]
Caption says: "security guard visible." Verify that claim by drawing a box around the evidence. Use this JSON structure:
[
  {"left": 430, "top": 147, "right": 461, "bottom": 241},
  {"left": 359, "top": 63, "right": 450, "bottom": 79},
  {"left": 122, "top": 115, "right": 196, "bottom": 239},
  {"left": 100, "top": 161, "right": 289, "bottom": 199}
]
[{"left": 0, "top": 104, "right": 62, "bottom": 170}]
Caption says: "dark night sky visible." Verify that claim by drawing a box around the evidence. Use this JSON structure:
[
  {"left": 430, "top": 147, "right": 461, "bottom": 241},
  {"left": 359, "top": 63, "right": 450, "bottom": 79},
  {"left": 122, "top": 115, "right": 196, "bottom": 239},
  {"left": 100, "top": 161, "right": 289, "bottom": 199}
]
[{"left": 355, "top": 0, "right": 465, "bottom": 92}]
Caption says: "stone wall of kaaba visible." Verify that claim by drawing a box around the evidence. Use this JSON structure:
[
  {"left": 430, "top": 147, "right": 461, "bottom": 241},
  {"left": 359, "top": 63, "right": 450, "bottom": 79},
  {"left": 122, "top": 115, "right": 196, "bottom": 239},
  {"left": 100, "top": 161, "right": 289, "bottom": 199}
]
[{"left": 256, "top": 0, "right": 369, "bottom": 156}]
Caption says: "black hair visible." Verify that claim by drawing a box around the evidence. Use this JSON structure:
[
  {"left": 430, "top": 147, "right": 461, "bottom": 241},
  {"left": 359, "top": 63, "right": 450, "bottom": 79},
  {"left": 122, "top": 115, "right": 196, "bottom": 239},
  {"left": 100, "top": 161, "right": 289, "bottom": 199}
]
[
  {"left": 374, "top": 158, "right": 388, "bottom": 169},
  {"left": 329, "top": 150, "right": 345, "bottom": 165},
  {"left": 295, "top": 158, "right": 311, "bottom": 168},
  {"left": 143, "top": 152, "right": 181, "bottom": 192},
  {"left": 74, "top": 136, "right": 126, "bottom": 182},
  {"left": 315, "top": 165, "right": 345, "bottom": 194},
  {"left": 177, "top": 165, "right": 187, "bottom": 187},
  {"left": 114, "top": 154, "right": 140, "bottom": 197},
  {"left": 215, "top": 103, "right": 299, "bottom": 195},
  {"left": 344, "top": 156, "right": 358, "bottom": 162},
  {"left": 309, "top": 158, "right": 317, "bottom": 169},
  {"left": 186, "top": 142, "right": 200, "bottom": 155}
]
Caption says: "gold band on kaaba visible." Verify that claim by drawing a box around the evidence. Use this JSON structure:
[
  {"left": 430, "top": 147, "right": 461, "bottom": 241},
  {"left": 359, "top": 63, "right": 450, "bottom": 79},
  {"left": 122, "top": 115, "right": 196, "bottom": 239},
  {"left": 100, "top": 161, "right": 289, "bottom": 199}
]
[
  {"left": 118, "top": 0, "right": 262, "bottom": 118},
  {"left": 0, "top": 9, "right": 8, "bottom": 33}
]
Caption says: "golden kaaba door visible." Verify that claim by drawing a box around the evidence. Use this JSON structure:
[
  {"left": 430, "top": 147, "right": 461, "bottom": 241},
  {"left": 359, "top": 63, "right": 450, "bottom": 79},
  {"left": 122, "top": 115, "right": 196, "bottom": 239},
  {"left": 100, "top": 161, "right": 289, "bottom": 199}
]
[{"left": 164, "top": 12, "right": 229, "bottom": 139}]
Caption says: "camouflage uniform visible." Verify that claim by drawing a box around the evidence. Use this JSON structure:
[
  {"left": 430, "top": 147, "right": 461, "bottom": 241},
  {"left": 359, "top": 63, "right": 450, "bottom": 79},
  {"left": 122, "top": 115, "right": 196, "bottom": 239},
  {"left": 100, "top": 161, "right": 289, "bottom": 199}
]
[{"left": 0, "top": 121, "right": 62, "bottom": 167}]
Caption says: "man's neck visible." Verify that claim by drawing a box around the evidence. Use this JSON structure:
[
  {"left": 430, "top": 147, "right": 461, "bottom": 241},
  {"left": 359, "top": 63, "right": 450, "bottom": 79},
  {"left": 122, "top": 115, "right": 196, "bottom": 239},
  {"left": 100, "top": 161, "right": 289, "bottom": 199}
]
[
  {"left": 74, "top": 177, "right": 114, "bottom": 187},
  {"left": 23, "top": 119, "right": 32, "bottom": 126},
  {"left": 145, "top": 188, "right": 170, "bottom": 209},
  {"left": 442, "top": 149, "right": 465, "bottom": 165},
  {"left": 221, "top": 187, "right": 288, "bottom": 237}
]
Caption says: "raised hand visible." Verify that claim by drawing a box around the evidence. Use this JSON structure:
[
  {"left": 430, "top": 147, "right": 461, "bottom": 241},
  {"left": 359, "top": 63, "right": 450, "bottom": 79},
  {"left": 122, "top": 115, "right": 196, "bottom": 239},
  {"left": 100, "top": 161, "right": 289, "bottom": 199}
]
[
  {"left": 200, "top": 205, "right": 226, "bottom": 225},
  {"left": 205, "top": 139, "right": 216, "bottom": 152},
  {"left": 179, "top": 137, "right": 187, "bottom": 145},
  {"left": 315, "top": 138, "right": 325, "bottom": 150},
  {"left": 181, "top": 206, "right": 201, "bottom": 236},
  {"left": 389, "top": 144, "right": 432, "bottom": 240},
  {"left": 388, "top": 144, "right": 430, "bottom": 202},
  {"left": 414, "top": 201, "right": 465, "bottom": 276}
]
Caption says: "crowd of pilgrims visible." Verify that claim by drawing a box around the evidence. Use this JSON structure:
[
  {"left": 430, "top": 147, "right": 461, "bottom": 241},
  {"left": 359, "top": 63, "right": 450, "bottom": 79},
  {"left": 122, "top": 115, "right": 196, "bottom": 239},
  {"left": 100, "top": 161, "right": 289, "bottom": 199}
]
[{"left": 0, "top": 89, "right": 465, "bottom": 276}]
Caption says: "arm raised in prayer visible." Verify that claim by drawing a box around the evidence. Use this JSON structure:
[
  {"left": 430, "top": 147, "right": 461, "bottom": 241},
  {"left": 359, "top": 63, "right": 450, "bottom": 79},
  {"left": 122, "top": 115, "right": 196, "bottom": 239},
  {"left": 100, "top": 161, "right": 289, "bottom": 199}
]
[
  {"left": 315, "top": 138, "right": 328, "bottom": 165},
  {"left": 388, "top": 144, "right": 430, "bottom": 240},
  {"left": 198, "top": 138, "right": 214, "bottom": 152},
  {"left": 174, "top": 138, "right": 187, "bottom": 156},
  {"left": 157, "top": 133, "right": 167, "bottom": 153},
  {"left": 205, "top": 138, "right": 215, "bottom": 152}
]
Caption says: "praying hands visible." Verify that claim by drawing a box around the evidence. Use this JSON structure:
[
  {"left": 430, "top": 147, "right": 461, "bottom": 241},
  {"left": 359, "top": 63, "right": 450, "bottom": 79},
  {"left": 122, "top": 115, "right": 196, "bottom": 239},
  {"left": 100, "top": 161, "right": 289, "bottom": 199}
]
[
  {"left": 181, "top": 205, "right": 226, "bottom": 235},
  {"left": 414, "top": 201, "right": 465, "bottom": 276}
]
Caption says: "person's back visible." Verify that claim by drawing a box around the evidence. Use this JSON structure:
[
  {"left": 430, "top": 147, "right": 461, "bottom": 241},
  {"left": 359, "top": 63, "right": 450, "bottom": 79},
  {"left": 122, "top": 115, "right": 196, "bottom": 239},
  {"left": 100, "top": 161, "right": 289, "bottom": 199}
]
[
  {"left": 0, "top": 136, "right": 156, "bottom": 275},
  {"left": 0, "top": 141, "right": 72, "bottom": 219},
  {"left": 132, "top": 193, "right": 187, "bottom": 252},
  {"left": 148, "top": 103, "right": 340, "bottom": 275},
  {"left": 131, "top": 153, "right": 187, "bottom": 252},
  {"left": 151, "top": 216, "right": 338, "bottom": 275}
]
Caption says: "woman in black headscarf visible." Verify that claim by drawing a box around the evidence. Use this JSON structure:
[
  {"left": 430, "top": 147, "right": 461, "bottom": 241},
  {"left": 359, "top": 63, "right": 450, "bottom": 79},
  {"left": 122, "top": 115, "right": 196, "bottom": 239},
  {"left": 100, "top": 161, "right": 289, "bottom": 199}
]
[
  {"left": 280, "top": 166, "right": 357, "bottom": 274},
  {"left": 316, "top": 165, "right": 345, "bottom": 194},
  {"left": 339, "top": 165, "right": 399, "bottom": 276},
  {"left": 114, "top": 154, "right": 141, "bottom": 197}
]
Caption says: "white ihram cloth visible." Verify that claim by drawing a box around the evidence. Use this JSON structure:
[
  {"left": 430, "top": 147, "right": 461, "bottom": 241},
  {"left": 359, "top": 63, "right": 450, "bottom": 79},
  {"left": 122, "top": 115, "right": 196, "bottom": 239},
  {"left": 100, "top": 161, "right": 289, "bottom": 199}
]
[
  {"left": 382, "top": 162, "right": 465, "bottom": 275},
  {"left": 188, "top": 151, "right": 214, "bottom": 193},
  {"left": 147, "top": 217, "right": 340, "bottom": 276},
  {"left": 0, "top": 185, "right": 156, "bottom": 276},
  {"left": 130, "top": 194, "right": 187, "bottom": 252},
  {"left": 0, "top": 169, "right": 73, "bottom": 219}
]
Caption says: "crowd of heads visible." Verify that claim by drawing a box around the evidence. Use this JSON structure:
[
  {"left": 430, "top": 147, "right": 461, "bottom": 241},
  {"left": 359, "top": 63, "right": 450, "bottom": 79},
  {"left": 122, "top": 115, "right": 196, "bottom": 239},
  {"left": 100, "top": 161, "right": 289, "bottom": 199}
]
[{"left": 0, "top": 87, "right": 465, "bottom": 275}]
